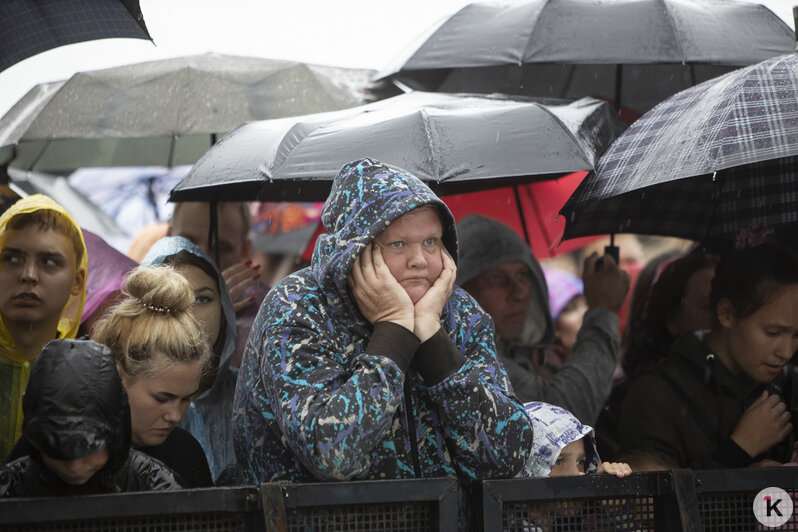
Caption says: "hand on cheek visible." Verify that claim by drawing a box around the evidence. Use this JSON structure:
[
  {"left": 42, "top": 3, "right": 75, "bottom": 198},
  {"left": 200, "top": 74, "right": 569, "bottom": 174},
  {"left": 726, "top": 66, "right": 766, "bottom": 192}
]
[
  {"left": 412, "top": 248, "right": 456, "bottom": 342},
  {"left": 347, "top": 243, "right": 414, "bottom": 331}
]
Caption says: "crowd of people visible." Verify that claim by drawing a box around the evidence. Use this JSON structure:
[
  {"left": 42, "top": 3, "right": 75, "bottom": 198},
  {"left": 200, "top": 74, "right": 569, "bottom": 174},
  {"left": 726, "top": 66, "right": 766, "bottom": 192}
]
[{"left": 0, "top": 159, "right": 796, "bottom": 516}]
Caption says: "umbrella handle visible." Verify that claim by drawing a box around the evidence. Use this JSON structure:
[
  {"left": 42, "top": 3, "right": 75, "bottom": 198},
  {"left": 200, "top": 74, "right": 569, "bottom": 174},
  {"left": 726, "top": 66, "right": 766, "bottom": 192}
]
[{"left": 604, "top": 233, "right": 620, "bottom": 266}]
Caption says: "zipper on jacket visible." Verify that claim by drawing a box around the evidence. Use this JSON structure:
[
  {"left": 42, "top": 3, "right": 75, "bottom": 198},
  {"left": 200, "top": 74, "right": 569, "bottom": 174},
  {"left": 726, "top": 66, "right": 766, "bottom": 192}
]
[{"left": 403, "top": 377, "right": 421, "bottom": 478}]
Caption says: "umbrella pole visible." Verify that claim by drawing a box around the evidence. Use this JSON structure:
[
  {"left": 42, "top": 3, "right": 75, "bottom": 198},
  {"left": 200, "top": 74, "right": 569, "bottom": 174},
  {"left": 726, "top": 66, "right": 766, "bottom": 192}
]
[
  {"left": 512, "top": 186, "right": 532, "bottom": 245},
  {"left": 605, "top": 233, "right": 620, "bottom": 265},
  {"left": 208, "top": 201, "right": 220, "bottom": 267}
]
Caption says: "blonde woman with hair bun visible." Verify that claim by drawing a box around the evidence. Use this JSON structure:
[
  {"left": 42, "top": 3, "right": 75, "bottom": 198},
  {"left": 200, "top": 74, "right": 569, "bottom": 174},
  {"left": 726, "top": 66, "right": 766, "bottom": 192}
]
[{"left": 92, "top": 264, "right": 213, "bottom": 487}]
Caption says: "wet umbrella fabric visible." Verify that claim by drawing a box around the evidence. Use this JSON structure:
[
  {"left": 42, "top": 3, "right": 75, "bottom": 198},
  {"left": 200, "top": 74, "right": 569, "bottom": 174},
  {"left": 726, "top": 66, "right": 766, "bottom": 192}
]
[
  {"left": 0, "top": 0, "right": 151, "bottom": 73},
  {"left": 0, "top": 53, "right": 362, "bottom": 172},
  {"left": 442, "top": 172, "right": 601, "bottom": 259},
  {"left": 170, "top": 92, "right": 625, "bottom": 202},
  {"left": 379, "top": 0, "right": 793, "bottom": 116},
  {"left": 560, "top": 52, "right": 798, "bottom": 248}
]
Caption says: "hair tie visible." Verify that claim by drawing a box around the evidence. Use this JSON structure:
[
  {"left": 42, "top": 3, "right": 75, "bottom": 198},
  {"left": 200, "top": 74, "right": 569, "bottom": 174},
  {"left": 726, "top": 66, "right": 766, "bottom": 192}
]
[{"left": 141, "top": 301, "right": 173, "bottom": 314}]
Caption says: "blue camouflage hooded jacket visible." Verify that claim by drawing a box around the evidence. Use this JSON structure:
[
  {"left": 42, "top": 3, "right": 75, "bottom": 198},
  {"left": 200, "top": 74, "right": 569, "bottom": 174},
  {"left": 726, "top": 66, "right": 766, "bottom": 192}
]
[{"left": 233, "top": 158, "right": 533, "bottom": 483}]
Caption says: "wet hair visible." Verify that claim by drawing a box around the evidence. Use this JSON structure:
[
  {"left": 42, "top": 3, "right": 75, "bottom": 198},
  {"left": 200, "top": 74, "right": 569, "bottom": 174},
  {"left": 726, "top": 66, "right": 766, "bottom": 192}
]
[
  {"left": 647, "top": 253, "right": 719, "bottom": 344},
  {"left": 710, "top": 243, "right": 798, "bottom": 327},
  {"left": 171, "top": 202, "right": 251, "bottom": 240},
  {"left": 6, "top": 209, "right": 84, "bottom": 265},
  {"left": 91, "top": 265, "right": 212, "bottom": 382},
  {"left": 615, "top": 448, "right": 679, "bottom": 471}
]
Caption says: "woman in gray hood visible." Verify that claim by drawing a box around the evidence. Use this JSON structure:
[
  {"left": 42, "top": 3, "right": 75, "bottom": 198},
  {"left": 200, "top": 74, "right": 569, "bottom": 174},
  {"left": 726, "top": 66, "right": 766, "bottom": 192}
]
[{"left": 141, "top": 236, "right": 238, "bottom": 483}]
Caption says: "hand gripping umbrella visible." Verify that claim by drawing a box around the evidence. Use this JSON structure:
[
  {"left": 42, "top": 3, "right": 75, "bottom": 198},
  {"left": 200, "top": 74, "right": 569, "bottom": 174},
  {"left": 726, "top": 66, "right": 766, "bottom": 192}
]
[
  {"left": 560, "top": 52, "right": 798, "bottom": 252},
  {"left": 378, "top": 0, "right": 794, "bottom": 117}
]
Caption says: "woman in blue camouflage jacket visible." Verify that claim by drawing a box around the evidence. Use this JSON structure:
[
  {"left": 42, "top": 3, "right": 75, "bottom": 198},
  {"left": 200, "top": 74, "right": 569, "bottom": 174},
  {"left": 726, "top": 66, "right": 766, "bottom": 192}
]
[{"left": 233, "top": 158, "right": 533, "bottom": 483}]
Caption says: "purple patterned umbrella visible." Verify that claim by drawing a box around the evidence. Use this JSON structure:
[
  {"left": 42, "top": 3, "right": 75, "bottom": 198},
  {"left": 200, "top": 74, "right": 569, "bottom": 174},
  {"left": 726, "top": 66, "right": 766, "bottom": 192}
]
[{"left": 560, "top": 52, "right": 798, "bottom": 248}]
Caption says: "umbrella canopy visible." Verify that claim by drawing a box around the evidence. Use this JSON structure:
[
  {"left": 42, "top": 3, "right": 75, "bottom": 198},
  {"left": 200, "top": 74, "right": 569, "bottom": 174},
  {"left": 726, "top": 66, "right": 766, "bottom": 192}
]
[
  {"left": 560, "top": 52, "right": 798, "bottom": 249},
  {"left": 0, "top": 0, "right": 151, "bottom": 73},
  {"left": 378, "top": 0, "right": 794, "bottom": 116},
  {"left": 442, "top": 172, "right": 601, "bottom": 258},
  {"left": 0, "top": 53, "right": 363, "bottom": 172},
  {"left": 169, "top": 91, "right": 626, "bottom": 202}
]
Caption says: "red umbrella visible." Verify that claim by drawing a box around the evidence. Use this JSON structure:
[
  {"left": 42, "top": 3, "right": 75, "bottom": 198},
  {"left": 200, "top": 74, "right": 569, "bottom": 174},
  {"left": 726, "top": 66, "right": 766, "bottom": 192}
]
[{"left": 442, "top": 172, "right": 601, "bottom": 259}]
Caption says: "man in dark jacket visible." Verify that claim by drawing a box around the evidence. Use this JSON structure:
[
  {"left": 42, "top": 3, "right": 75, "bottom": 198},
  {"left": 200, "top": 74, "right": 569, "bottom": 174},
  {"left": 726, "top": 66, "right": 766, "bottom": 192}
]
[
  {"left": 456, "top": 214, "right": 629, "bottom": 425},
  {"left": 0, "top": 339, "right": 182, "bottom": 496}
]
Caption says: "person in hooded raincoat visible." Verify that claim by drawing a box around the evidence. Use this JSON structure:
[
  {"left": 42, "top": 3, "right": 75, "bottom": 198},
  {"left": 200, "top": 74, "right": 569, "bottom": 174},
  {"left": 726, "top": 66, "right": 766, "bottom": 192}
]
[
  {"left": 141, "top": 236, "right": 238, "bottom": 483},
  {"left": 0, "top": 339, "right": 182, "bottom": 497},
  {"left": 456, "top": 214, "right": 629, "bottom": 425},
  {"left": 233, "top": 158, "right": 534, "bottom": 484},
  {"left": 516, "top": 402, "right": 631, "bottom": 532},
  {"left": 0, "top": 195, "right": 88, "bottom": 461}
]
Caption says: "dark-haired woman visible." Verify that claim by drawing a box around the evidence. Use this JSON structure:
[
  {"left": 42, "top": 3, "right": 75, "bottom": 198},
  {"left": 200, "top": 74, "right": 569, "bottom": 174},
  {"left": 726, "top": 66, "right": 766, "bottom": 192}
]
[{"left": 618, "top": 243, "right": 797, "bottom": 469}]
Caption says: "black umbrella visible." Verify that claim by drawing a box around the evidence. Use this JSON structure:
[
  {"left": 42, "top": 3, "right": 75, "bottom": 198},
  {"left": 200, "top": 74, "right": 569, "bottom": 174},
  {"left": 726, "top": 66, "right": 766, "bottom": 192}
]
[
  {"left": 378, "top": 0, "right": 794, "bottom": 116},
  {"left": 0, "top": 53, "right": 364, "bottom": 172},
  {"left": 0, "top": 0, "right": 151, "bottom": 73},
  {"left": 169, "top": 92, "right": 625, "bottom": 203},
  {"left": 560, "top": 52, "right": 798, "bottom": 251}
]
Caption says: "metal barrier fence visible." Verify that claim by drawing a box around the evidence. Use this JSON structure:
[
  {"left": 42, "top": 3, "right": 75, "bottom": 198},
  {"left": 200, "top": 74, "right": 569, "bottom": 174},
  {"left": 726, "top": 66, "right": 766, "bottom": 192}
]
[
  {"left": 0, "top": 470, "right": 795, "bottom": 531},
  {"left": 0, "top": 478, "right": 459, "bottom": 532}
]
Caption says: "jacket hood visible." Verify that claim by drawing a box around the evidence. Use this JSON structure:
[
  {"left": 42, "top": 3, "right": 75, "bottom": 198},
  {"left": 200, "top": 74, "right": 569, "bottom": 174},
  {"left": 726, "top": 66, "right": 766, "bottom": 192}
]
[
  {"left": 0, "top": 194, "right": 88, "bottom": 353},
  {"left": 519, "top": 401, "right": 599, "bottom": 478},
  {"left": 310, "top": 158, "right": 458, "bottom": 309},
  {"left": 140, "top": 236, "right": 237, "bottom": 399},
  {"left": 22, "top": 339, "right": 131, "bottom": 472},
  {"left": 455, "top": 214, "right": 554, "bottom": 349}
]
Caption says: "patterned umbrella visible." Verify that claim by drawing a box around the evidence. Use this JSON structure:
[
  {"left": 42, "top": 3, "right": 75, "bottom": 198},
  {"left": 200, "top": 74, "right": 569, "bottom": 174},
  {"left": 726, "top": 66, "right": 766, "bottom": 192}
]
[
  {"left": 0, "top": 0, "right": 151, "bottom": 73},
  {"left": 560, "top": 52, "right": 798, "bottom": 249}
]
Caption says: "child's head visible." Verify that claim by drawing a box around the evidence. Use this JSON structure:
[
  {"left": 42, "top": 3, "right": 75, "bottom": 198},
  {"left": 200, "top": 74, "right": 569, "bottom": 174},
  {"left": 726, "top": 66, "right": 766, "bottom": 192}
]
[
  {"left": 91, "top": 265, "right": 212, "bottom": 447},
  {"left": 554, "top": 294, "right": 588, "bottom": 359},
  {"left": 0, "top": 195, "right": 87, "bottom": 345},
  {"left": 615, "top": 448, "right": 679, "bottom": 472},
  {"left": 519, "top": 402, "right": 600, "bottom": 478},
  {"left": 22, "top": 339, "right": 128, "bottom": 485}
]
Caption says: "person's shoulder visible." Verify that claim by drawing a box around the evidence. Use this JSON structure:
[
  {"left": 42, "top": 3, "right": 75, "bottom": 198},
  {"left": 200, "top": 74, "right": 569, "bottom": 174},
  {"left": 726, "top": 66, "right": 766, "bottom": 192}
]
[
  {"left": 449, "top": 285, "right": 489, "bottom": 316},
  {"left": 126, "top": 449, "right": 184, "bottom": 489}
]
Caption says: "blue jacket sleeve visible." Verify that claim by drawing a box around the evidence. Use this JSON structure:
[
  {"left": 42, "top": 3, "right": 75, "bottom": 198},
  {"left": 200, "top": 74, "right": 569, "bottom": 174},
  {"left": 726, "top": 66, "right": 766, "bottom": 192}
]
[{"left": 262, "top": 289, "right": 410, "bottom": 481}]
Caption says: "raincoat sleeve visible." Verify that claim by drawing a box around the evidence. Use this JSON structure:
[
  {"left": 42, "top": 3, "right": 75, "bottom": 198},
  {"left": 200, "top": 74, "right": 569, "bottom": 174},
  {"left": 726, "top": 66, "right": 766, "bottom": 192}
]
[
  {"left": 125, "top": 451, "right": 184, "bottom": 491},
  {"left": 0, "top": 457, "right": 31, "bottom": 497},
  {"left": 510, "top": 308, "right": 620, "bottom": 425},
  {"left": 261, "top": 284, "right": 409, "bottom": 481},
  {"left": 419, "top": 289, "right": 534, "bottom": 479}
]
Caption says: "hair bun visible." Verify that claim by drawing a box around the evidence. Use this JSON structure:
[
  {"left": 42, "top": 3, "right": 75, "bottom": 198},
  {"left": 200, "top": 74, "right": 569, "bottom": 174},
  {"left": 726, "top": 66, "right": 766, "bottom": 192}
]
[{"left": 125, "top": 265, "right": 194, "bottom": 315}]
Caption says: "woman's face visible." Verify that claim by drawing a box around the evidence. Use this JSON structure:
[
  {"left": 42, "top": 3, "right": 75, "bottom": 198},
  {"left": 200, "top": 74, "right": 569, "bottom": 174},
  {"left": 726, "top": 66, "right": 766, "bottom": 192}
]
[
  {"left": 121, "top": 358, "right": 203, "bottom": 447},
  {"left": 174, "top": 263, "right": 222, "bottom": 348},
  {"left": 720, "top": 284, "right": 798, "bottom": 383}
]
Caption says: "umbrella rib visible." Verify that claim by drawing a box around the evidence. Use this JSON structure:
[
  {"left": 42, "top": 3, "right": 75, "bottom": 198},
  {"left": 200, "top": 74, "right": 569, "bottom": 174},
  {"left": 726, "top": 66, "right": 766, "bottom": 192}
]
[
  {"left": 659, "top": 0, "right": 687, "bottom": 62},
  {"left": 520, "top": 0, "right": 551, "bottom": 63},
  {"left": 418, "top": 108, "right": 440, "bottom": 181}
]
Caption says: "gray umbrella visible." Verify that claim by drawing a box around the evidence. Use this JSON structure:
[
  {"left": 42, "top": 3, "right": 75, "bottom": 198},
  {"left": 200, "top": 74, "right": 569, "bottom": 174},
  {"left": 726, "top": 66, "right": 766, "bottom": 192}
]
[
  {"left": 0, "top": 53, "right": 364, "bottom": 173},
  {"left": 560, "top": 52, "right": 798, "bottom": 251},
  {"left": 169, "top": 91, "right": 625, "bottom": 203},
  {"left": 378, "top": 0, "right": 794, "bottom": 116}
]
